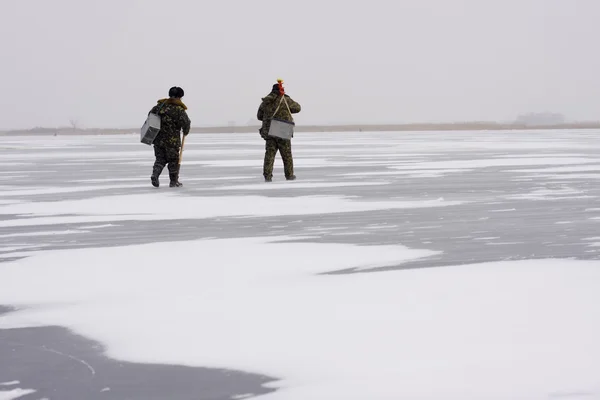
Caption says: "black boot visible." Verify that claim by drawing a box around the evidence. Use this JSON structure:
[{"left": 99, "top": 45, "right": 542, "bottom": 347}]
[
  {"left": 151, "top": 163, "right": 164, "bottom": 187},
  {"left": 168, "top": 163, "right": 183, "bottom": 187},
  {"left": 169, "top": 172, "right": 182, "bottom": 187}
]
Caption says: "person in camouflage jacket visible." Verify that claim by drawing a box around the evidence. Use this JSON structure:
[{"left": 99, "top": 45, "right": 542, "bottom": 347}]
[
  {"left": 149, "top": 86, "right": 191, "bottom": 188},
  {"left": 257, "top": 82, "right": 301, "bottom": 181}
]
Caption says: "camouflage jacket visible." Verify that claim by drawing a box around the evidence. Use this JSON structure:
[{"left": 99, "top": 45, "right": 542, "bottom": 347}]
[
  {"left": 149, "top": 98, "right": 191, "bottom": 148},
  {"left": 257, "top": 92, "right": 301, "bottom": 138}
]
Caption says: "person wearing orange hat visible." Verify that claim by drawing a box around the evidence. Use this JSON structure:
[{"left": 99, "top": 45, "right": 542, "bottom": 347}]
[{"left": 256, "top": 80, "right": 302, "bottom": 182}]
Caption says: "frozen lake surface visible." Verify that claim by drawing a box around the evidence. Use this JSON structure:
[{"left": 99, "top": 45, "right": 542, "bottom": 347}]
[{"left": 1, "top": 130, "right": 600, "bottom": 399}]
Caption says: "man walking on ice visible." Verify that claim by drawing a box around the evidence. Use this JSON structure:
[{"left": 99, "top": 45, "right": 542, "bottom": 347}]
[
  {"left": 149, "top": 86, "right": 191, "bottom": 188},
  {"left": 257, "top": 79, "right": 301, "bottom": 182}
]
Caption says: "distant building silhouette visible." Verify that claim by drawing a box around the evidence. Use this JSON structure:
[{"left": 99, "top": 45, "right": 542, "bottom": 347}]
[{"left": 515, "top": 112, "right": 566, "bottom": 126}]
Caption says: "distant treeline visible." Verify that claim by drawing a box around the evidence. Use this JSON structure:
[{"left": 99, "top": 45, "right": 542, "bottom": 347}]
[{"left": 2, "top": 122, "right": 600, "bottom": 136}]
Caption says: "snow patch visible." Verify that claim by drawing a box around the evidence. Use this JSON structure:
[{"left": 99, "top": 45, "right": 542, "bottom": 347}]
[
  {"left": 0, "top": 389, "right": 37, "bottom": 400},
  {"left": 71, "top": 176, "right": 255, "bottom": 183},
  {"left": 389, "top": 157, "right": 596, "bottom": 171},
  {"left": 78, "top": 224, "right": 117, "bottom": 229},
  {"left": 1, "top": 184, "right": 148, "bottom": 197},
  {"left": 0, "top": 238, "right": 599, "bottom": 399},
  {"left": 0, "top": 251, "right": 41, "bottom": 260},
  {"left": 505, "top": 187, "right": 590, "bottom": 201},
  {"left": 339, "top": 168, "right": 471, "bottom": 177},
  {"left": 0, "top": 230, "right": 86, "bottom": 238},
  {"left": 205, "top": 181, "right": 390, "bottom": 191},
  {"left": 0, "top": 200, "right": 22, "bottom": 205},
  {"left": 493, "top": 153, "right": 587, "bottom": 158},
  {"left": 0, "top": 194, "right": 465, "bottom": 228},
  {"left": 518, "top": 173, "right": 600, "bottom": 181},
  {"left": 512, "top": 165, "right": 600, "bottom": 174},
  {"left": 0, "top": 245, "right": 49, "bottom": 252}
]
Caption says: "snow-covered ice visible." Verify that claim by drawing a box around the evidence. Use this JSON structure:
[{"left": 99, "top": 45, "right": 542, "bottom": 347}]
[
  {"left": 1, "top": 130, "right": 600, "bottom": 399},
  {"left": 1, "top": 240, "right": 599, "bottom": 399},
  {"left": 389, "top": 157, "right": 597, "bottom": 170},
  {"left": 0, "top": 230, "right": 86, "bottom": 238},
  {"left": 0, "top": 388, "right": 36, "bottom": 400},
  {"left": 0, "top": 194, "right": 464, "bottom": 228}
]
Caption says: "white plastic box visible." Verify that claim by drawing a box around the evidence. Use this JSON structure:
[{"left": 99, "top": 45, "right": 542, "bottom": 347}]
[{"left": 141, "top": 113, "right": 161, "bottom": 145}]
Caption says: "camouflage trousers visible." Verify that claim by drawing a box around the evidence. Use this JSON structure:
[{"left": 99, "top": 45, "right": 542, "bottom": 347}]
[
  {"left": 263, "top": 137, "right": 294, "bottom": 179},
  {"left": 152, "top": 144, "right": 180, "bottom": 180}
]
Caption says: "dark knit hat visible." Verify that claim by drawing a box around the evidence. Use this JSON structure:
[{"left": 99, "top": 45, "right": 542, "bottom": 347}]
[{"left": 168, "top": 86, "right": 185, "bottom": 98}]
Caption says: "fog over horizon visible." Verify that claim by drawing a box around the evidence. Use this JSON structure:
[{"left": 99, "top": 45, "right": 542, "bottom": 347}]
[{"left": 1, "top": 0, "right": 598, "bottom": 130}]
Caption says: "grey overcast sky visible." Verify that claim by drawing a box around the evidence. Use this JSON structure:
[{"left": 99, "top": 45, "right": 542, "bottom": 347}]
[{"left": 1, "top": 0, "right": 598, "bottom": 129}]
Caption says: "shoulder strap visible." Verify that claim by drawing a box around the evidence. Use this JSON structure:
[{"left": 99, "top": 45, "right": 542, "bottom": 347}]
[
  {"left": 282, "top": 96, "right": 293, "bottom": 122},
  {"left": 270, "top": 95, "right": 294, "bottom": 122},
  {"left": 155, "top": 100, "right": 168, "bottom": 114},
  {"left": 270, "top": 96, "right": 284, "bottom": 119}
]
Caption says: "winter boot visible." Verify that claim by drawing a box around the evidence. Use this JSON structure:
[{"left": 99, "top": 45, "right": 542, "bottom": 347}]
[
  {"left": 169, "top": 172, "right": 182, "bottom": 187},
  {"left": 151, "top": 164, "right": 164, "bottom": 187}
]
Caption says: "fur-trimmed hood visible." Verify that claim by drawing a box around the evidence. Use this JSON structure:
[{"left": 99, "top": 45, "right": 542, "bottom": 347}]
[{"left": 157, "top": 98, "right": 188, "bottom": 110}]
